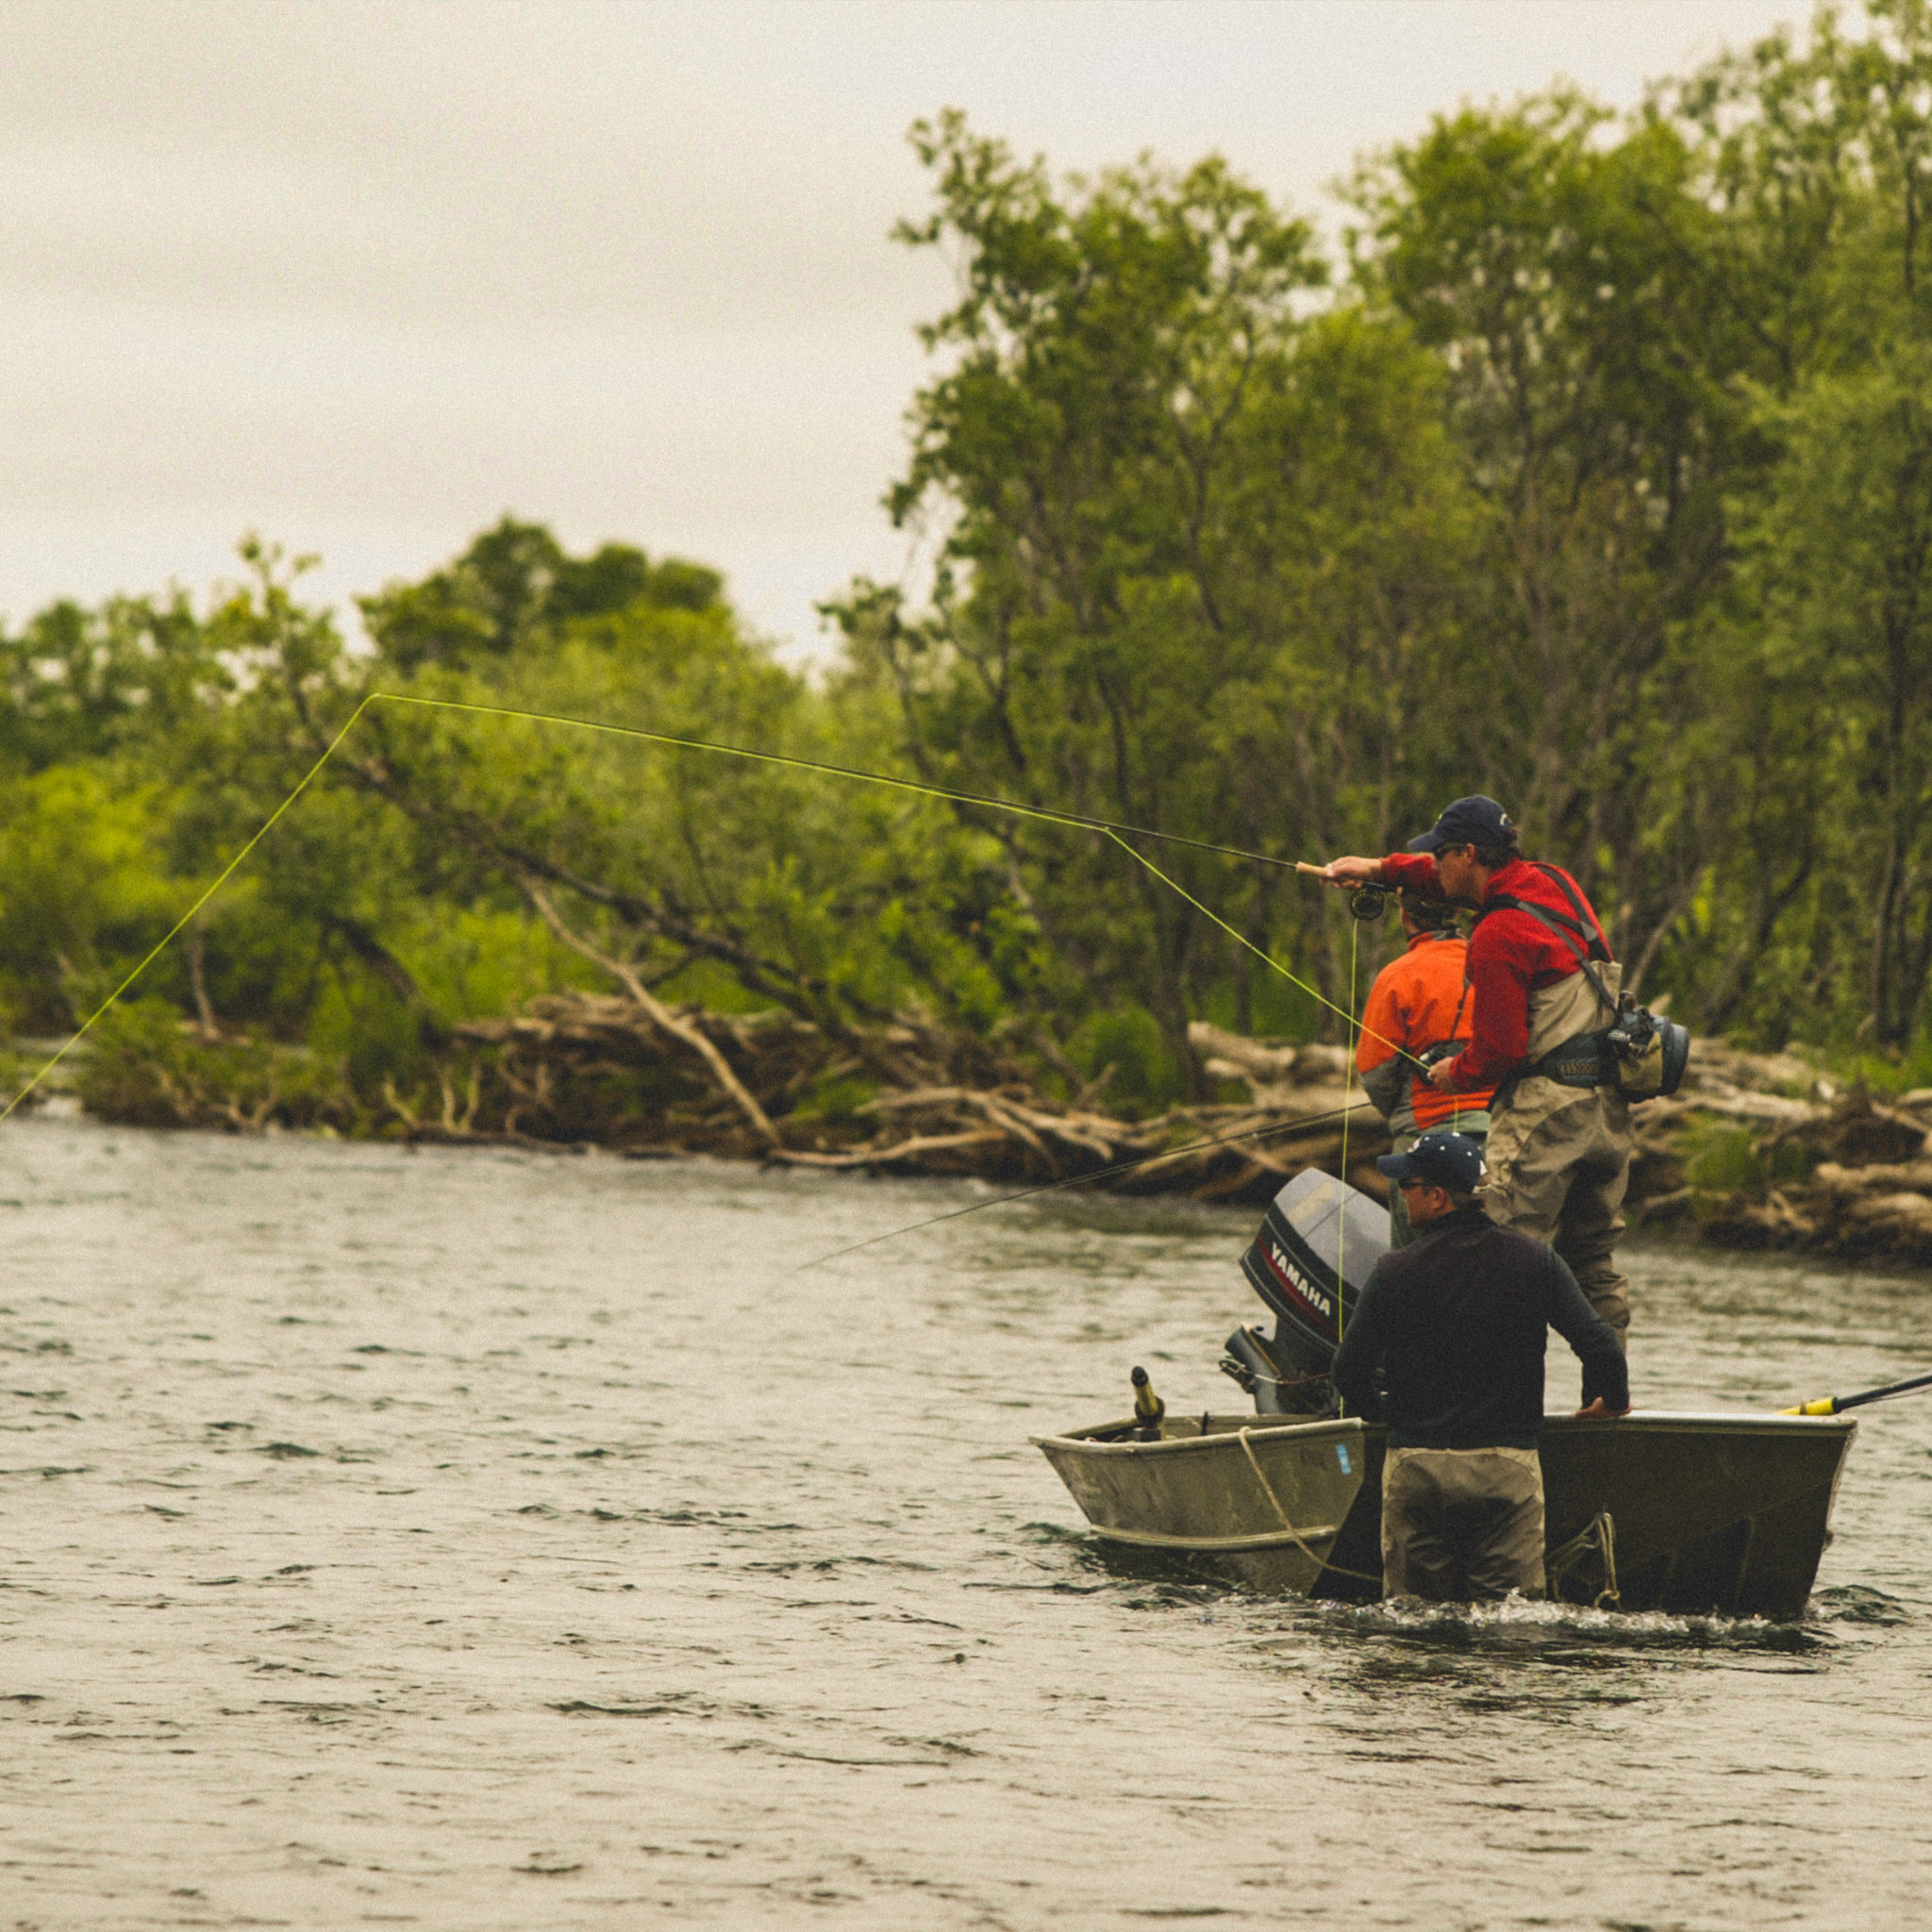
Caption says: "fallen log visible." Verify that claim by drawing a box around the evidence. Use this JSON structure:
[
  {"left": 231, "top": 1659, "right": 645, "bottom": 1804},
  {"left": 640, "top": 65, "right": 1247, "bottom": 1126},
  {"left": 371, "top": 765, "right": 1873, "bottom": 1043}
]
[{"left": 769, "top": 1129, "right": 1012, "bottom": 1171}]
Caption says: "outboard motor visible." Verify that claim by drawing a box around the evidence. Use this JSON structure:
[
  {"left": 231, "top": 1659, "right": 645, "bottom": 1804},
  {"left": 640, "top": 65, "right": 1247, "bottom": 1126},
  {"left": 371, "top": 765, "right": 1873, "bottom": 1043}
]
[{"left": 1223, "top": 1169, "right": 1391, "bottom": 1415}]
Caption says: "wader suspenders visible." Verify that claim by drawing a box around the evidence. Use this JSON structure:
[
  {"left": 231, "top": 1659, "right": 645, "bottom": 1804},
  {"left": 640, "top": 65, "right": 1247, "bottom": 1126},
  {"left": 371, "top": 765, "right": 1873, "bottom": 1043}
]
[
  {"left": 1409, "top": 928, "right": 1469, "bottom": 1067},
  {"left": 1477, "top": 864, "right": 1619, "bottom": 1092},
  {"left": 1422, "top": 975, "right": 1473, "bottom": 1068}
]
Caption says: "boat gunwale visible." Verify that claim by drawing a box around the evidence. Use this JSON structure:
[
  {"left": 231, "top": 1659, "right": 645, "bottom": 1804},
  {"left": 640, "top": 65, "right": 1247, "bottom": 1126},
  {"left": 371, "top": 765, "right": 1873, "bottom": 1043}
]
[
  {"left": 1085, "top": 1522, "right": 1345, "bottom": 1553},
  {"left": 1031, "top": 1409, "right": 1856, "bottom": 1458},
  {"left": 1027, "top": 1415, "right": 1360, "bottom": 1457}
]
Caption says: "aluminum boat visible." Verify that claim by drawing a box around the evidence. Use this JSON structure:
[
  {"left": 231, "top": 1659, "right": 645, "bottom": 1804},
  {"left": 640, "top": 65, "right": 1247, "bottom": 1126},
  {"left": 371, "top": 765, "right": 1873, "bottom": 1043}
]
[
  {"left": 1033, "top": 1407, "right": 1856, "bottom": 1615},
  {"left": 1033, "top": 1169, "right": 1857, "bottom": 1615}
]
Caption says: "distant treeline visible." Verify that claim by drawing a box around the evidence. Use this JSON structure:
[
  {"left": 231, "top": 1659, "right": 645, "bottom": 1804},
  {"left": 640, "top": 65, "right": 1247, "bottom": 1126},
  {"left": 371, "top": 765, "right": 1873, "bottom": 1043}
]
[{"left": 8, "top": 3, "right": 1932, "bottom": 1123}]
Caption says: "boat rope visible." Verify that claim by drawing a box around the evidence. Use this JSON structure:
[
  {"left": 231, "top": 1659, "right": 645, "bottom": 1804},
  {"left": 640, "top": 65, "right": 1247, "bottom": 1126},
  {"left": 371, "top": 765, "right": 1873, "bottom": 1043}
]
[
  {"left": 1544, "top": 1509, "right": 1621, "bottom": 1609},
  {"left": 1236, "top": 1425, "right": 1382, "bottom": 1587},
  {"left": 0, "top": 691, "right": 1418, "bottom": 1125},
  {"left": 799, "top": 1096, "right": 1383, "bottom": 1272}
]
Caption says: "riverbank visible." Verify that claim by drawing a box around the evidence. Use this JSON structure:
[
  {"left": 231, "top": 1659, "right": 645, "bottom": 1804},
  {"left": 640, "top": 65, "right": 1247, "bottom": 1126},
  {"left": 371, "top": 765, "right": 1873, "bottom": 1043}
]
[
  {"left": 24, "top": 999, "right": 1932, "bottom": 1261},
  {"left": 1622, "top": 1038, "right": 1932, "bottom": 1263},
  {"left": 35, "top": 1000, "right": 1394, "bottom": 1204}
]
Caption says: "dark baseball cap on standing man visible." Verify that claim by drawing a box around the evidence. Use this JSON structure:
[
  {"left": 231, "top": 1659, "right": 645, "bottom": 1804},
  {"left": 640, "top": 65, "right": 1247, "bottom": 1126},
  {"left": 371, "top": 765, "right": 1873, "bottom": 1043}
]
[
  {"left": 1406, "top": 795, "right": 1515, "bottom": 854},
  {"left": 1376, "top": 1130, "right": 1487, "bottom": 1194}
]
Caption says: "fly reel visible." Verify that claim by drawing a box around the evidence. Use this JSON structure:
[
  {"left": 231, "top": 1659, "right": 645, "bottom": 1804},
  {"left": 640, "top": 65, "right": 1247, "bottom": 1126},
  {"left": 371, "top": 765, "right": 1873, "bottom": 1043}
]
[{"left": 1347, "top": 884, "right": 1390, "bottom": 923}]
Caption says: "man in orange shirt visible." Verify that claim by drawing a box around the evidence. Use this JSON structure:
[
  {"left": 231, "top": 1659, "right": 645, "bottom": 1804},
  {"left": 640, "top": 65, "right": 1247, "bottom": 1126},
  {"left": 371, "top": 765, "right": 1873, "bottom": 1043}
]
[{"left": 1357, "top": 891, "right": 1499, "bottom": 1245}]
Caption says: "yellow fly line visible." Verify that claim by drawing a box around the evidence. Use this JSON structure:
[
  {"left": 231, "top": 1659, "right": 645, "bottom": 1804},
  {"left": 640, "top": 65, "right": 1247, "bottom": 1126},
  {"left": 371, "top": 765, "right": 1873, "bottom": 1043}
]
[
  {"left": 0, "top": 691, "right": 1415, "bottom": 1123},
  {"left": 1339, "top": 919, "right": 1359, "bottom": 1341},
  {"left": 0, "top": 695, "right": 381, "bottom": 1124}
]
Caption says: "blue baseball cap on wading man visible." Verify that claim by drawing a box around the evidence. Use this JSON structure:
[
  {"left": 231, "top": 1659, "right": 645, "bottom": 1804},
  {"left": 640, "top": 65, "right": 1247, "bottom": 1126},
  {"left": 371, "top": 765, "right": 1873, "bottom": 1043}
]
[
  {"left": 1376, "top": 1129, "right": 1486, "bottom": 1195},
  {"left": 1406, "top": 795, "right": 1516, "bottom": 854}
]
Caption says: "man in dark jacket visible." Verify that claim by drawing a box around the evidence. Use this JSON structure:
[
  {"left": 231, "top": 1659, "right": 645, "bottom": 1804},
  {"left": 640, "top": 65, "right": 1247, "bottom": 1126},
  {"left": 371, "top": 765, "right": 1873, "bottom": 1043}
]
[{"left": 1331, "top": 1131, "right": 1630, "bottom": 1603}]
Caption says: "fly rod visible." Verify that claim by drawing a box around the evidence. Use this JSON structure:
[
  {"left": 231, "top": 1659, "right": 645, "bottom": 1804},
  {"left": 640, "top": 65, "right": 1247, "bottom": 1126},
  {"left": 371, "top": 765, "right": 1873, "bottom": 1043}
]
[
  {"left": 380, "top": 692, "right": 1305, "bottom": 872},
  {"left": 1782, "top": 1369, "right": 1932, "bottom": 1416}
]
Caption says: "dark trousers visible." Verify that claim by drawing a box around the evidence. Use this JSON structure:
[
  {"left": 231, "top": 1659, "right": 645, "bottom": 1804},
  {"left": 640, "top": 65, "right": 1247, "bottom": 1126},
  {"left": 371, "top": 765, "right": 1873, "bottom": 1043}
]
[
  {"left": 1481, "top": 1082, "right": 1631, "bottom": 1343},
  {"left": 1381, "top": 1445, "right": 1546, "bottom": 1601}
]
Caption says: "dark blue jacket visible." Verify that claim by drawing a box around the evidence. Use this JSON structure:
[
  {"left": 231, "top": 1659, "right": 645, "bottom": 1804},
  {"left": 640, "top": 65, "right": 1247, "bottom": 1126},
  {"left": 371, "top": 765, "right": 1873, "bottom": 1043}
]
[{"left": 1330, "top": 1206, "right": 1628, "bottom": 1449}]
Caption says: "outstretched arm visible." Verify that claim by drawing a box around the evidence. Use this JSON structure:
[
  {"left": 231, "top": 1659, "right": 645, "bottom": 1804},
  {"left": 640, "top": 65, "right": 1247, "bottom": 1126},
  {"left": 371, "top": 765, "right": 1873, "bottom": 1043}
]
[
  {"left": 1545, "top": 1253, "right": 1630, "bottom": 1415},
  {"left": 1309, "top": 854, "right": 1448, "bottom": 896},
  {"left": 1311, "top": 856, "right": 1386, "bottom": 887}
]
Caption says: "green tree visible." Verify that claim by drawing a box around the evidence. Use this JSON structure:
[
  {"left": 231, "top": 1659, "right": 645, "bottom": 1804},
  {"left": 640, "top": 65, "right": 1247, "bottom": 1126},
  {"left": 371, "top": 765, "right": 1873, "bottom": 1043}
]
[
  {"left": 358, "top": 516, "right": 724, "bottom": 675},
  {"left": 0, "top": 591, "right": 235, "bottom": 773},
  {"left": 1658, "top": 1, "right": 1932, "bottom": 1046},
  {"left": 836, "top": 112, "right": 1486, "bottom": 1081},
  {"left": 1349, "top": 93, "right": 1768, "bottom": 974}
]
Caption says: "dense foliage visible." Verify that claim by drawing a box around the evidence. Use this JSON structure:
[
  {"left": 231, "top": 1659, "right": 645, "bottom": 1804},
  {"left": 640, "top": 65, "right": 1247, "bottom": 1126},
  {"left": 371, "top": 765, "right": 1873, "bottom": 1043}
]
[{"left": 10, "top": 4, "right": 1932, "bottom": 1123}]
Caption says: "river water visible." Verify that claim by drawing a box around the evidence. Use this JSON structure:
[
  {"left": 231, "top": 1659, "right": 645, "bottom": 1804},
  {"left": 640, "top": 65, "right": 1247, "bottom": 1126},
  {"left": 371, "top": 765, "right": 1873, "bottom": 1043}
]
[{"left": 0, "top": 1113, "right": 1927, "bottom": 1929}]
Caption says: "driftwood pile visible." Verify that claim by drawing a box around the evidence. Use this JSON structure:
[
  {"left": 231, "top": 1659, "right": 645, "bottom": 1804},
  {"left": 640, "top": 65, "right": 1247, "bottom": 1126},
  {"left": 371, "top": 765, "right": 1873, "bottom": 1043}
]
[
  {"left": 1628, "top": 1040, "right": 1932, "bottom": 1262},
  {"left": 417, "top": 1002, "right": 1391, "bottom": 1202},
  {"left": 56, "top": 982, "right": 1932, "bottom": 1257}
]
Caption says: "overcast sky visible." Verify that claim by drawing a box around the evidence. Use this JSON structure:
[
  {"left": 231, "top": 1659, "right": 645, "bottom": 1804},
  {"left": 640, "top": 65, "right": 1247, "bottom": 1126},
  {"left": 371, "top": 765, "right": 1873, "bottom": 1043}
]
[{"left": 0, "top": 0, "right": 1815, "bottom": 657}]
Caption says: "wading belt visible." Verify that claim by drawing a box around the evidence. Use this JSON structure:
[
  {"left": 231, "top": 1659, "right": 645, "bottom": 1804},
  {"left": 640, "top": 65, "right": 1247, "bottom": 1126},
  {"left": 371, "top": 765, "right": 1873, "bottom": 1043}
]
[{"left": 1532, "top": 1032, "right": 1615, "bottom": 1090}]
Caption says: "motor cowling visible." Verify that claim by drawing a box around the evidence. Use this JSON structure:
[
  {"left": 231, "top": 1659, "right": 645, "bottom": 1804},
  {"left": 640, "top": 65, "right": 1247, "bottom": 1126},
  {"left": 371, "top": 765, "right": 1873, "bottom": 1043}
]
[{"left": 1231, "top": 1169, "right": 1391, "bottom": 1409}]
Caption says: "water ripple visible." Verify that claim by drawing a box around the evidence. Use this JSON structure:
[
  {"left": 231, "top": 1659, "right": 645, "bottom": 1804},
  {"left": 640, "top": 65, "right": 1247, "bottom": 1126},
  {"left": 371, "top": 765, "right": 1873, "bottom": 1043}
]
[{"left": 0, "top": 1115, "right": 1924, "bottom": 1928}]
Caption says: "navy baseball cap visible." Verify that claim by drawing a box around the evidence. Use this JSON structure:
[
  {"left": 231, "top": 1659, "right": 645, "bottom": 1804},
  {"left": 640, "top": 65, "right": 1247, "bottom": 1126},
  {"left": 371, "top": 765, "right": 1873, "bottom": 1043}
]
[
  {"left": 1407, "top": 795, "right": 1515, "bottom": 854},
  {"left": 1377, "top": 1130, "right": 1487, "bottom": 1194}
]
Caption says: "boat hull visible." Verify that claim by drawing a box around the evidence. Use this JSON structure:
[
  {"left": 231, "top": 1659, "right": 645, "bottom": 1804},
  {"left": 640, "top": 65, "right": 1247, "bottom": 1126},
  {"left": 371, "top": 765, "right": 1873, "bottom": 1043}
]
[{"left": 1033, "top": 1410, "right": 1856, "bottom": 1617}]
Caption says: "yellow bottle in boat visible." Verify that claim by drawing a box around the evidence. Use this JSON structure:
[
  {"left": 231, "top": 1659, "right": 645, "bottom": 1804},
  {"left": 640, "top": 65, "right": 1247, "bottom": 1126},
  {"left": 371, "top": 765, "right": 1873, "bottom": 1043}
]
[{"left": 1131, "top": 1365, "right": 1166, "bottom": 1441}]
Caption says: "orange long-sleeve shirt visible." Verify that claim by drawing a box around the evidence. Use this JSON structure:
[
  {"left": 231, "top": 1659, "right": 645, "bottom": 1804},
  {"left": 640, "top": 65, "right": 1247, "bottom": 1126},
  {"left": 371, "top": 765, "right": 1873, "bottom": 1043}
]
[{"left": 1356, "top": 928, "right": 1499, "bottom": 1131}]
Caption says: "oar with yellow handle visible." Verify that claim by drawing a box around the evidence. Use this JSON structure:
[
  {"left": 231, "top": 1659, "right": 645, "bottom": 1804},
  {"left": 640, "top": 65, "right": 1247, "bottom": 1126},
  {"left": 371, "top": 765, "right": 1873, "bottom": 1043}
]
[{"left": 1783, "top": 1369, "right": 1932, "bottom": 1416}]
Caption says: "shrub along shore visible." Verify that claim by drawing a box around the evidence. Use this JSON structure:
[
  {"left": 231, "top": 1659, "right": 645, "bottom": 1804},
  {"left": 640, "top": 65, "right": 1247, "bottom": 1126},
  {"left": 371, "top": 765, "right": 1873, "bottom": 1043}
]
[{"left": 24, "top": 1006, "right": 1932, "bottom": 1267}]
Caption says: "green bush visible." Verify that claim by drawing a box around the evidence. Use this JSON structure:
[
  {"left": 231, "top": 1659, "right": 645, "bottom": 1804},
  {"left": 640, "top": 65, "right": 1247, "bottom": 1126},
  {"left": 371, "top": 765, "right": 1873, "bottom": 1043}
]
[
  {"left": 1683, "top": 1120, "right": 1810, "bottom": 1200},
  {"left": 75, "top": 997, "right": 352, "bottom": 1131},
  {"left": 1066, "top": 1005, "right": 1183, "bottom": 1113},
  {"left": 792, "top": 1072, "right": 880, "bottom": 1123}
]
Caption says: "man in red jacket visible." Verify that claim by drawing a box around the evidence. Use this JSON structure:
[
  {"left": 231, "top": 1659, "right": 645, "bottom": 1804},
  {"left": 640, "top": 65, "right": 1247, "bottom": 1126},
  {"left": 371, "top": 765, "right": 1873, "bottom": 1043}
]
[{"left": 1320, "top": 796, "right": 1634, "bottom": 1346}]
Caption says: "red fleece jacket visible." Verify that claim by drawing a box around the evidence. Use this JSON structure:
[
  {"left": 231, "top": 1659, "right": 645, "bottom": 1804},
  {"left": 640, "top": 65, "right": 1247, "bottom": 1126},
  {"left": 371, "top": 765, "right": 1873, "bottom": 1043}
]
[{"left": 1379, "top": 853, "right": 1611, "bottom": 1092}]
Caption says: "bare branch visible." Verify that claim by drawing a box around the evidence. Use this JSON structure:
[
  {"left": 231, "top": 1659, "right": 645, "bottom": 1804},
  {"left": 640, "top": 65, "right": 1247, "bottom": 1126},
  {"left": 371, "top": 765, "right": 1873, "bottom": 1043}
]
[{"left": 521, "top": 880, "right": 782, "bottom": 1149}]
